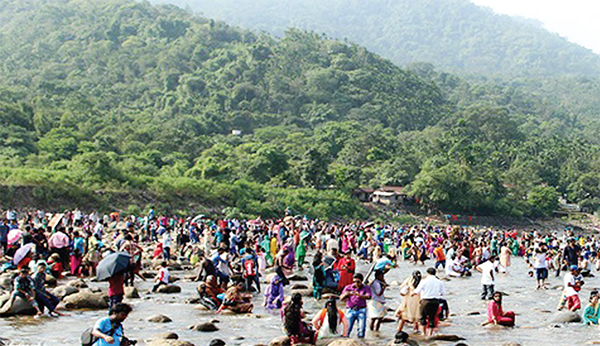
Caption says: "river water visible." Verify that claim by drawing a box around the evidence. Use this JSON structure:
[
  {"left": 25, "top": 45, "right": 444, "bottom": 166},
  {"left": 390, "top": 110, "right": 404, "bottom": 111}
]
[{"left": 1, "top": 254, "right": 598, "bottom": 346}]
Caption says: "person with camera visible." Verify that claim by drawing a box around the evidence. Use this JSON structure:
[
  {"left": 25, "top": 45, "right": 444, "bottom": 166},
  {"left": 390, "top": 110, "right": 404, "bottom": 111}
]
[{"left": 91, "top": 303, "right": 136, "bottom": 346}]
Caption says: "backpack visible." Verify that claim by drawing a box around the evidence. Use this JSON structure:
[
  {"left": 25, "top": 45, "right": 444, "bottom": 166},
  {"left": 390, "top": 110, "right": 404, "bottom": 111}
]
[{"left": 81, "top": 322, "right": 119, "bottom": 346}]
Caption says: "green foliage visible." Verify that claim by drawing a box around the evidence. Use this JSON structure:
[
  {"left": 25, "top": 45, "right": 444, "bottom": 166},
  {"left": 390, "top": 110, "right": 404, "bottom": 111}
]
[
  {"left": 0, "top": 0, "right": 597, "bottom": 219},
  {"left": 168, "top": 0, "right": 600, "bottom": 77}
]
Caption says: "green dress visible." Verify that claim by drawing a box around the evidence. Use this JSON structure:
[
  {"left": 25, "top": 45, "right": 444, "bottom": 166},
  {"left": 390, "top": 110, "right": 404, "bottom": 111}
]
[
  {"left": 583, "top": 304, "right": 600, "bottom": 324},
  {"left": 261, "top": 236, "right": 273, "bottom": 265},
  {"left": 295, "top": 240, "right": 307, "bottom": 267}
]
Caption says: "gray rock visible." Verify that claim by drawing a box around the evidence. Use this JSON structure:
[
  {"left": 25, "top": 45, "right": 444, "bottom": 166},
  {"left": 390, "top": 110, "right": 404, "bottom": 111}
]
[
  {"left": 147, "top": 314, "right": 172, "bottom": 323},
  {"left": 157, "top": 285, "right": 181, "bottom": 294},
  {"left": 62, "top": 290, "right": 108, "bottom": 309},
  {"left": 53, "top": 285, "right": 79, "bottom": 299},
  {"left": 550, "top": 311, "right": 582, "bottom": 323},
  {"left": 67, "top": 279, "right": 88, "bottom": 288},
  {"left": 288, "top": 274, "right": 307, "bottom": 281},
  {"left": 153, "top": 332, "right": 178, "bottom": 340},
  {"left": 0, "top": 296, "right": 38, "bottom": 317},
  {"left": 190, "top": 322, "right": 219, "bottom": 332},
  {"left": 124, "top": 287, "right": 140, "bottom": 299},
  {"left": 269, "top": 336, "right": 290, "bottom": 346}
]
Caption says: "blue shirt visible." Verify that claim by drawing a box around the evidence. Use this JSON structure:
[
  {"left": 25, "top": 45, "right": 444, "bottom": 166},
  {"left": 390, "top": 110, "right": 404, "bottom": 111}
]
[
  {"left": 74, "top": 237, "right": 85, "bottom": 254},
  {"left": 374, "top": 258, "right": 393, "bottom": 271},
  {"left": 93, "top": 317, "right": 123, "bottom": 346}
]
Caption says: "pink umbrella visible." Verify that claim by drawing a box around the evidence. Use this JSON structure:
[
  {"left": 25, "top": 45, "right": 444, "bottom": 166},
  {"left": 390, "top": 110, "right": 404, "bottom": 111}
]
[
  {"left": 7, "top": 229, "right": 22, "bottom": 246},
  {"left": 13, "top": 243, "right": 35, "bottom": 265}
]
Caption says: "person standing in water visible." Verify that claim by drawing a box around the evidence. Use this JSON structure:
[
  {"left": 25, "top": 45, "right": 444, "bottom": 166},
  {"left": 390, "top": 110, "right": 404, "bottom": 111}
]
[
  {"left": 368, "top": 270, "right": 387, "bottom": 332},
  {"left": 414, "top": 268, "right": 446, "bottom": 337}
]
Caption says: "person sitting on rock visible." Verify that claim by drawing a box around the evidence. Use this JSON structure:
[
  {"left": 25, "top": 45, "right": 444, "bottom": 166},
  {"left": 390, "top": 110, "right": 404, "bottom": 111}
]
[
  {"left": 311, "top": 297, "right": 348, "bottom": 340},
  {"left": 218, "top": 280, "right": 253, "bottom": 314},
  {"left": 264, "top": 275, "right": 284, "bottom": 310},
  {"left": 8, "top": 266, "right": 42, "bottom": 316},
  {"left": 33, "top": 262, "right": 67, "bottom": 316},
  {"left": 487, "top": 292, "right": 515, "bottom": 327},
  {"left": 283, "top": 293, "right": 316, "bottom": 345},
  {"left": 197, "top": 275, "right": 224, "bottom": 311},
  {"left": 151, "top": 261, "right": 170, "bottom": 292},
  {"left": 583, "top": 290, "right": 600, "bottom": 325}
]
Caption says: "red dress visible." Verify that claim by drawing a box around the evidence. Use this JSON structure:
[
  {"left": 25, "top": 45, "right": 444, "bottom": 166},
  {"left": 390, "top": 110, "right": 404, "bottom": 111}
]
[
  {"left": 337, "top": 257, "right": 356, "bottom": 292},
  {"left": 487, "top": 300, "right": 515, "bottom": 327}
]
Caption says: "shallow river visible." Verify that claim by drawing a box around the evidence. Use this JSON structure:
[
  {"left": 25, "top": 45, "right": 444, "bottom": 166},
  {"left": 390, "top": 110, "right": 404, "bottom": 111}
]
[{"left": 1, "top": 255, "right": 599, "bottom": 346}]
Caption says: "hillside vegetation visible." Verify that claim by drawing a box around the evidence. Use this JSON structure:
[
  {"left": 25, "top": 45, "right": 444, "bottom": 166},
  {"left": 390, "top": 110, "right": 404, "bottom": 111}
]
[
  {"left": 161, "top": 0, "right": 600, "bottom": 77},
  {"left": 1, "top": 0, "right": 600, "bottom": 219}
]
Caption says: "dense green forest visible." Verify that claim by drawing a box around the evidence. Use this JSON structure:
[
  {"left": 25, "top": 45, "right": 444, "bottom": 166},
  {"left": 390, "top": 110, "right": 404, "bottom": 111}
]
[
  {"left": 159, "top": 0, "right": 600, "bottom": 78},
  {"left": 0, "top": 0, "right": 599, "bottom": 220}
]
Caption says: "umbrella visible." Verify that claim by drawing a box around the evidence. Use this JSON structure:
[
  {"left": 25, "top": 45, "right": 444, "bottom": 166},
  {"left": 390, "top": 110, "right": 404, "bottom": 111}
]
[
  {"left": 12, "top": 243, "right": 35, "bottom": 265},
  {"left": 191, "top": 214, "right": 206, "bottom": 223},
  {"left": 7, "top": 229, "right": 22, "bottom": 246},
  {"left": 96, "top": 252, "right": 131, "bottom": 281}
]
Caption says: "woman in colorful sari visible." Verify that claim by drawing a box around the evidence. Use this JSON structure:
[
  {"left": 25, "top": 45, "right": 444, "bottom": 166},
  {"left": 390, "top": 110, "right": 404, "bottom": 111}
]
[
  {"left": 583, "top": 291, "right": 600, "bottom": 325},
  {"left": 264, "top": 275, "right": 285, "bottom": 309}
]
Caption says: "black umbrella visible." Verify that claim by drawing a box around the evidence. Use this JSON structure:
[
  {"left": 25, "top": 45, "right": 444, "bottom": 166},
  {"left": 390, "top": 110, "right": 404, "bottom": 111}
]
[{"left": 96, "top": 252, "right": 131, "bottom": 281}]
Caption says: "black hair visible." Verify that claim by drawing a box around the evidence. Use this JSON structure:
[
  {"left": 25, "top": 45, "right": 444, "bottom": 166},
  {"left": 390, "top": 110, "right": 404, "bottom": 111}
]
[
  {"left": 325, "top": 298, "right": 338, "bottom": 334},
  {"left": 283, "top": 293, "right": 303, "bottom": 335},
  {"left": 426, "top": 268, "right": 436, "bottom": 275},
  {"left": 412, "top": 270, "right": 422, "bottom": 288},
  {"left": 353, "top": 273, "right": 364, "bottom": 281},
  {"left": 112, "top": 303, "right": 132, "bottom": 315}
]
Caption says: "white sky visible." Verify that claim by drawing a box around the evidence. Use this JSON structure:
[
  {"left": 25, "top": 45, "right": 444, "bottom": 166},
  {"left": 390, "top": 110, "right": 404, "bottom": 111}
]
[{"left": 470, "top": 0, "right": 600, "bottom": 55}]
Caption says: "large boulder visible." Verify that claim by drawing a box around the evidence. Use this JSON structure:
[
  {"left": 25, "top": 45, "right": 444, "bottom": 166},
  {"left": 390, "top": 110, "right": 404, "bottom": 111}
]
[
  {"left": 0, "top": 296, "right": 38, "bottom": 317},
  {"left": 550, "top": 311, "right": 582, "bottom": 324},
  {"left": 53, "top": 285, "right": 80, "bottom": 299},
  {"left": 62, "top": 290, "right": 108, "bottom": 309},
  {"left": 291, "top": 283, "right": 309, "bottom": 290},
  {"left": 148, "top": 314, "right": 172, "bottom": 323},
  {"left": 124, "top": 287, "right": 140, "bottom": 299},
  {"left": 67, "top": 279, "right": 88, "bottom": 288},
  {"left": 190, "top": 322, "right": 219, "bottom": 332},
  {"left": 157, "top": 285, "right": 181, "bottom": 294},
  {"left": 269, "top": 336, "right": 291, "bottom": 346}
]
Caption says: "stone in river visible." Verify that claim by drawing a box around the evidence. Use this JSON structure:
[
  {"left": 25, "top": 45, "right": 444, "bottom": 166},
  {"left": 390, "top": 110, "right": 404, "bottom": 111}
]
[
  {"left": 67, "top": 279, "right": 88, "bottom": 288},
  {"left": 153, "top": 332, "right": 179, "bottom": 340},
  {"left": 148, "top": 314, "right": 172, "bottom": 323},
  {"left": 269, "top": 336, "right": 291, "bottom": 346},
  {"left": 63, "top": 290, "right": 108, "bottom": 309},
  {"left": 157, "top": 285, "right": 181, "bottom": 294},
  {"left": 550, "top": 311, "right": 582, "bottom": 323},
  {"left": 190, "top": 322, "right": 219, "bottom": 332},
  {"left": 147, "top": 340, "right": 195, "bottom": 346},
  {"left": 53, "top": 285, "right": 79, "bottom": 299},
  {"left": 124, "top": 287, "right": 140, "bottom": 299}
]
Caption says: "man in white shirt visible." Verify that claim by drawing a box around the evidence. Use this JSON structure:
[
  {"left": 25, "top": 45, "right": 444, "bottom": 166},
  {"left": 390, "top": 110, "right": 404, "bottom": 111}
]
[
  {"left": 476, "top": 255, "right": 497, "bottom": 300},
  {"left": 562, "top": 265, "right": 583, "bottom": 311},
  {"left": 326, "top": 234, "right": 339, "bottom": 253},
  {"left": 414, "top": 268, "right": 446, "bottom": 336}
]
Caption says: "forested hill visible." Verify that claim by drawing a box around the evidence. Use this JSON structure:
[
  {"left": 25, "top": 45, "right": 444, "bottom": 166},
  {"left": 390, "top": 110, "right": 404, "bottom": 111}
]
[
  {"left": 158, "top": 0, "right": 600, "bottom": 77},
  {"left": 1, "top": 0, "right": 599, "bottom": 220}
]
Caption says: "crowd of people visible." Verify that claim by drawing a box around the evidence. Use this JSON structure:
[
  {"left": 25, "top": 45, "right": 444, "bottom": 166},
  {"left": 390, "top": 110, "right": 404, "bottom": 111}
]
[{"left": 1, "top": 207, "right": 600, "bottom": 345}]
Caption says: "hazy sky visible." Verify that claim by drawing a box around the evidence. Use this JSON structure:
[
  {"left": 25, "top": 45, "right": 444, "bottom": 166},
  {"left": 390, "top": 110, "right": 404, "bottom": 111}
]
[{"left": 471, "top": 0, "right": 600, "bottom": 54}]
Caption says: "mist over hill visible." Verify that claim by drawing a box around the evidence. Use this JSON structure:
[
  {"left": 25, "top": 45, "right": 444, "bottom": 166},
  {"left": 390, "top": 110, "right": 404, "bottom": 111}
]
[{"left": 158, "top": 0, "right": 600, "bottom": 77}]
